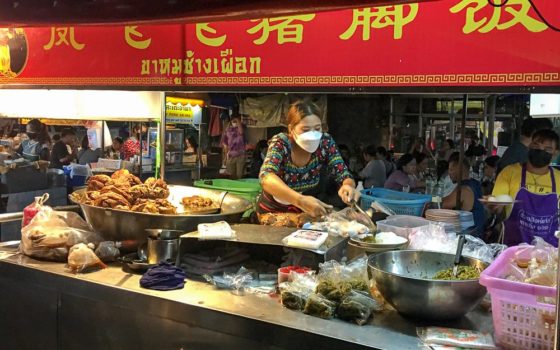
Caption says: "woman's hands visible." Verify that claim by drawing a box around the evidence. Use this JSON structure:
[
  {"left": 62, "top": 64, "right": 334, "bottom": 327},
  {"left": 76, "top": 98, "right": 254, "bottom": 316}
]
[
  {"left": 296, "top": 195, "right": 333, "bottom": 218},
  {"left": 338, "top": 184, "right": 360, "bottom": 204}
]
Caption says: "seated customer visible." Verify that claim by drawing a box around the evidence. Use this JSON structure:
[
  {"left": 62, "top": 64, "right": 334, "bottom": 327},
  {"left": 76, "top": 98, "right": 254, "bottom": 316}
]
[
  {"left": 77, "top": 136, "right": 102, "bottom": 165},
  {"left": 359, "top": 145, "right": 386, "bottom": 188},
  {"left": 481, "top": 155, "right": 500, "bottom": 196},
  {"left": 105, "top": 137, "right": 123, "bottom": 160},
  {"left": 384, "top": 154, "right": 424, "bottom": 192},
  {"left": 442, "top": 152, "right": 485, "bottom": 237}
]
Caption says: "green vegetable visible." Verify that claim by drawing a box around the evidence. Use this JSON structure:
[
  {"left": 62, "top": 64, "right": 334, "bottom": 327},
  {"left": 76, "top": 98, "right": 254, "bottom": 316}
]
[
  {"left": 281, "top": 290, "right": 307, "bottom": 310},
  {"left": 303, "top": 294, "right": 337, "bottom": 319},
  {"left": 432, "top": 266, "right": 481, "bottom": 280}
]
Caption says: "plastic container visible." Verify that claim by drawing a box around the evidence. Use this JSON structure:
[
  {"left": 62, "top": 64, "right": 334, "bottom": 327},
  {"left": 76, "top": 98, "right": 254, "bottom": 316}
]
[
  {"left": 360, "top": 188, "right": 431, "bottom": 216},
  {"left": 194, "top": 179, "right": 261, "bottom": 203},
  {"left": 479, "top": 246, "right": 556, "bottom": 350},
  {"left": 376, "top": 216, "right": 431, "bottom": 238}
]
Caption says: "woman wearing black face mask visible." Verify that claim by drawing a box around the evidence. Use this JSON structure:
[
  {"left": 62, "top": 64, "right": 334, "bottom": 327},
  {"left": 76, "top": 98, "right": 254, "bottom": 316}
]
[
  {"left": 17, "top": 119, "right": 50, "bottom": 161},
  {"left": 492, "top": 129, "right": 560, "bottom": 247}
]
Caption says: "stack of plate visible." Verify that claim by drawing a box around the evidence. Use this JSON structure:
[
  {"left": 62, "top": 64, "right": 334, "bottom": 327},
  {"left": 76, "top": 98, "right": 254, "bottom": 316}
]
[
  {"left": 425, "top": 209, "right": 461, "bottom": 233},
  {"left": 458, "top": 211, "right": 475, "bottom": 232}
]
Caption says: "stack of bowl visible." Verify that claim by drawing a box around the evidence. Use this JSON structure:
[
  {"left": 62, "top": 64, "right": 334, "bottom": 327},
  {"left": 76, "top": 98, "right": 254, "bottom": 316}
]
[
  {"left": 425, "top": 209, "right": 461, "bottom": 233},
  {"left": 346, "top": 233, "right": 408, "bottom": 260}
]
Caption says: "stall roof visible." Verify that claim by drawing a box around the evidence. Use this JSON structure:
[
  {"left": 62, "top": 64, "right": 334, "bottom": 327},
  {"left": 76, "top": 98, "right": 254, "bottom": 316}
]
[
  {"left": 0, "top": 0, "right": 437, "bottom": 26},
  {"left": 0, "top": 90, "right": 162, "bottom": 121}
]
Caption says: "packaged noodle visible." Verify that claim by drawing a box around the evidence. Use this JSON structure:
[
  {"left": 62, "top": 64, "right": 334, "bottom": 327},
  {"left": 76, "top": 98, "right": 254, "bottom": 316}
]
[{"left": 417, "top": 327, "right": 496, "bottom": 349}]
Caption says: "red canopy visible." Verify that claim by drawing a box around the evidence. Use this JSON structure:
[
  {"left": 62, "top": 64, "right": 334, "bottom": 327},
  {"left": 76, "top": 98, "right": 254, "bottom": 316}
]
[{"left": 0, "top": 0, "right": 436, "bottom": 26}]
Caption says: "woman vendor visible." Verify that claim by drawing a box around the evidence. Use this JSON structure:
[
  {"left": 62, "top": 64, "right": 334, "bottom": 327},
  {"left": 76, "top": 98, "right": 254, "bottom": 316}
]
[
  {"left": 258, "top": 101, "right": 359, "bottom": 219},
  {"left": 17, "top": 119, "right": 50, "bottom": 161}
]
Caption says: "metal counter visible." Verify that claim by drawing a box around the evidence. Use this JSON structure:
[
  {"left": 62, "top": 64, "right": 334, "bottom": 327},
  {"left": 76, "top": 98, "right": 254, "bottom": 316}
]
[{"left": 0, "top": 244, "right": 494, "bottom": 350}]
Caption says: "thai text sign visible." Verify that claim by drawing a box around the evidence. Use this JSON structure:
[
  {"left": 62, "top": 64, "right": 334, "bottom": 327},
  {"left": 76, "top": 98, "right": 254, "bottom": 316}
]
[{"left": 0, "top": 0, "right": 558, "bottom": 87}]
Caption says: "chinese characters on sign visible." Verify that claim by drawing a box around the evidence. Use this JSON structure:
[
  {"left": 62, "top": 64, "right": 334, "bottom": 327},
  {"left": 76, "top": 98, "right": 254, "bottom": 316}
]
[
  {"left": 125, "top": 26, "right": 152, "bottom": 49},
  {"left": 340, "top": 5, "right": 419, "bottom": 40},
  {"left": 43, "top": 27, "right": 85, "bottom": 50},
  {"left": 247, "top": 14, "right": 316, "bottom": 45},
  {"left": 450, "top": 0, "right": 546, "bottom": 33}
]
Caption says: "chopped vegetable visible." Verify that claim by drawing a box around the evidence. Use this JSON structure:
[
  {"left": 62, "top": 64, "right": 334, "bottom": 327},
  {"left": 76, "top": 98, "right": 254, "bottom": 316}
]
[
  {"left": 432, "top": 266, "right": 481, "bottom": 280},
  {"left": 303, "top": 294, "right": 337, "bottom": 319}
]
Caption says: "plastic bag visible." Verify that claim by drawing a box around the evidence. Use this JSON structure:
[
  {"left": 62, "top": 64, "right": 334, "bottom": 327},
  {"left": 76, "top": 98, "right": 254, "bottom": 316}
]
[
  {"left": 408, "top": 223, "right": 505, "bottom": 263},
  {"left": 506, "top": 238, "right": 558, "bottom": 289},
  {"left": 22, "top": 193, "right": 49, "bottom": 228},
  {"left": 303, "top": 207, "right": 372, "bottom": 238},
  {"left": 316, "top": 255, "right": 370, "bottom": 302},
  {"left": 67, "top": 243, "right": 107, "bottom": 273},
  {"left": 337, "top": 290, "right": 381, "bottom": 325},
  {"left": 417, "top": 327, "right": 496, "bottom": 349},
  {"left": 203, "top": 266, "right": 253, "bottom": 295},
  {"left": 94, "top": 241, "right": 121, "bottom": 262},
  {"left": 20, "top": 206, "right": 103, "bottom": 261},
  {"left": 303, "top": 293, "right": 337, "bottom": 319}
]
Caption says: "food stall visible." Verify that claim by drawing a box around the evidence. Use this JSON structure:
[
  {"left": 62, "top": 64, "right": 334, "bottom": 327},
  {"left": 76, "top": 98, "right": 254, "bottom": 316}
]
[{"left": 0, "top": 0, "right": 558, "bottom": 349}]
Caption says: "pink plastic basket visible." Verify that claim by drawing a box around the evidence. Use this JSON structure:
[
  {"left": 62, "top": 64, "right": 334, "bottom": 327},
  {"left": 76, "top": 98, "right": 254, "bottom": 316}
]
[{"left": 480, "top": 246, "right": 557, "bottom": 350}]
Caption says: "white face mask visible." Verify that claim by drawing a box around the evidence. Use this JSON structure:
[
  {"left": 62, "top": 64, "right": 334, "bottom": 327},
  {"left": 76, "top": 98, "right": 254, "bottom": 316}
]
[{"left": 293, "top": 130, "right": 322, "bottom": 153}]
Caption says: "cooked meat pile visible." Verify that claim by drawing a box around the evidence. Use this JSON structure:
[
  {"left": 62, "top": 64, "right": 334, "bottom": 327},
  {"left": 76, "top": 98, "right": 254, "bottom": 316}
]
[
  {"left": 77, "top": 169, "right": 176, "bottom": 214},
  {"left": 181, "top": 195, "right": 215, "bottom": 210}
]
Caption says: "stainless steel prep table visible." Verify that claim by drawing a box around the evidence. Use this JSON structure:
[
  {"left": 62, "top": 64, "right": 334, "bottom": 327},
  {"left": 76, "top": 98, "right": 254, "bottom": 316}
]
[{"left": 0, "top": 244, "right": 494, "bottom": 350}]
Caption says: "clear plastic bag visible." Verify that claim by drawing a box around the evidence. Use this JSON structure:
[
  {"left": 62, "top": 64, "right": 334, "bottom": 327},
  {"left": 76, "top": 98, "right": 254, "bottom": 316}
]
[
  {"left": 408, "top": 223, "right": 505, "bottom": 263},
  {"left": 417, "top": 327, "right": 496, "bottom": 349},
  {"left": 316, "top": 255, "right": 370, "bottom": 302},
  {"left": 203, "top": 266, "right": 254, "bottom": 295},
  {"left": 22, "top": 193, "right": 49, "bottom": 228},
  {"left": 67, "top": 243, "right": 107, "bottom": 273},
  {"left": 303, "top": 293, "right": 337, "bottom": 319},
  {"left": 337, "top": 290, "right": 381, "bottom": 325},
  {"left": 506, "top": 237, "right": 558, "bottom": 289},
  {"left": 303, "top": 207, "right": 372, "bottom": 238},
  {"left": 20, "top": 206, "right": 103, "bottom": 262}
]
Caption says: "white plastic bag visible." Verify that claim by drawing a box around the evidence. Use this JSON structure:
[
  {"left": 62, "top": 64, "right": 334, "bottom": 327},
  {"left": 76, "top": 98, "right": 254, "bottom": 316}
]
[{"left": 20, "top": 206, "right": 102, "bottom": 261}]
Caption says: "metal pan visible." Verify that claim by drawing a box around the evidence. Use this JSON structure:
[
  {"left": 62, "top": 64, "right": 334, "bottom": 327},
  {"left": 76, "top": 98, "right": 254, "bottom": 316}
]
[{"left": 69, "top": 185, "right": 252, "bottom": 242}]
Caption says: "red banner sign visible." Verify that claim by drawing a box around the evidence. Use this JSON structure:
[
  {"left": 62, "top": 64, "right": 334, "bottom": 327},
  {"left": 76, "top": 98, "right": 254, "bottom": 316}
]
[{"left": 0, "top": 0, "right": 558, "bottom": 88}]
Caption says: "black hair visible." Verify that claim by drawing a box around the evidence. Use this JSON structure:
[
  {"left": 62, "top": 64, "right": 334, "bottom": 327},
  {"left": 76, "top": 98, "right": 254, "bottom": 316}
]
[
  {"left": 396, "top": 153, "right": 415, "bottom": 171},
  {"left": 534, "top": 118, "right": 553, "bottom": 132},
  {"left": 484, "top": 155, "right": 500, "bottom": 168},
  {"left": 415, "top": 152, "right": 428, "bottom": 165},
  {"left": 446, "top": 139, "right": 454, "bottom": 149},
  {"left": 520, "top": 118, "right": 538, "bottom": 138},
  {"left": 437, "top": 160, "right": 449, "bottom": 180},
  {"left": 113, "top": 136, "right": 123, "bottom": 145},
  {"left": 186, "top": 136, "right": 198, "bottom": 151},
  {"left": 81, "top": 135, "right": 89, "bottom": 149},
  {"left": 376, "top": 146, "right": 388, "bottom": 157},
  {"left": 61, "top": 128, "right": 75, "bottom": 138},
  {"left": 338, "top": 144, "right": 350, "bottom": 152},
  {"left": 532, "top": 129, "right": 560, "bottom": 150},
  {"left": 448, "top": 151, "right": 470, "bottom": 169},
  {"left": 52, "top": 134, "right": 61, "bottom": 142},
  {"left": 253, "top": 140, "right": 268, "bottom": 160},
  {"left": 363, "top": 144, "right": 377, "bottom": 157}
]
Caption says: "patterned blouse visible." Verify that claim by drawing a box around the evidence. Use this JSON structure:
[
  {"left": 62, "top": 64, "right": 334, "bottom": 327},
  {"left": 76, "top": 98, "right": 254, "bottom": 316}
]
[{"left": 259, "top": 133, "right": 352, "bottom": 194}]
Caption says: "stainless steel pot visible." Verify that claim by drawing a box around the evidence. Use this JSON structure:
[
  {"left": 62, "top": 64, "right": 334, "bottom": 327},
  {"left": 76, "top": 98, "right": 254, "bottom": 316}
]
[
  {"left": 368, "top": 250, "right": 488, "bottom": 320},
  {"left": 147, "top": 236, "right": 180, "bottom": 265},
  {"left": 70, "top": 185, "right": 252, "bottom": 242}
]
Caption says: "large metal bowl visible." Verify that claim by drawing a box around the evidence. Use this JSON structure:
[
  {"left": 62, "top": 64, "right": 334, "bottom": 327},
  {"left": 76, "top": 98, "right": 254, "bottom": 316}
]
[
  {"left": 368, "top": 250, "right": 487, "bottom": 320},
  {"left": 70, "top": 185, "right": 252, "bottom": 242}
]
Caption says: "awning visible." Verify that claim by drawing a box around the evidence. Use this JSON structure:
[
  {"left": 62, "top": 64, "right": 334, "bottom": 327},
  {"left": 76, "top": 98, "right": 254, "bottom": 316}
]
[
  {"left": 0, "top": 90, "right": 162, "bottom": 121},
  {"left": 0, "top": 0, "right": 437, "bottom": 26}
]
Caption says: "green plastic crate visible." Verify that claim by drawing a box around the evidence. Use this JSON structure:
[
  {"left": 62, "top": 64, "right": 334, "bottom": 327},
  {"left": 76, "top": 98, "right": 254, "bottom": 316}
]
[{"left": 194, "top": 179, "right": 262, "bottom": 203}]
